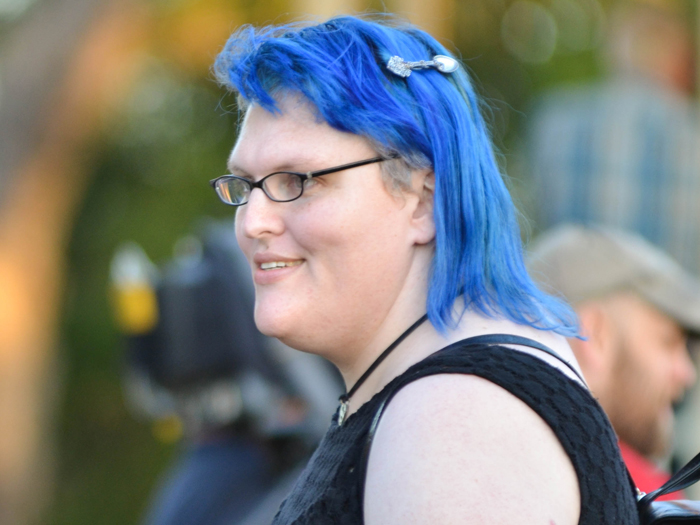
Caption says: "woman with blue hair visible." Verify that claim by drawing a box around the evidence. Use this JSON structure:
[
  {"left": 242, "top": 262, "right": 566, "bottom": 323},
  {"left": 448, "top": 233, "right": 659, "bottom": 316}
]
[{"left": 210, "top": 15, "right": 638, "bottom": 525}]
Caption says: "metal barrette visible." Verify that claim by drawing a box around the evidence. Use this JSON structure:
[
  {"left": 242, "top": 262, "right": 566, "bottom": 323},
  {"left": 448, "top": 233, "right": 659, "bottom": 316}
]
[{"left": 386, "top": 54, "right": 460, "bottom": 78}]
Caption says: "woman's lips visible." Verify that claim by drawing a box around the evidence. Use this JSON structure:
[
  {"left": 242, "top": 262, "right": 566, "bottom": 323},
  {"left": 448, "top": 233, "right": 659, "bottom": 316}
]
[
  {"left": 253, "top": 259, "right": 304, "bottom": 284},
  {"left": 259, "top": 260, "right": 303, "bottom": 270}
]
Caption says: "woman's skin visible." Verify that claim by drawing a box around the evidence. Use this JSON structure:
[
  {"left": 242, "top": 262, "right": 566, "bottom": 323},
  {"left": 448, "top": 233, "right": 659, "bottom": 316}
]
[{"left": 229, "top": 95, "right": 581, "bottom": 524}]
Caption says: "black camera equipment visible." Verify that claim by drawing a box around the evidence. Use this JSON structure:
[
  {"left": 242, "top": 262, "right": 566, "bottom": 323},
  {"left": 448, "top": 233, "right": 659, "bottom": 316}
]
[{"left": 111, "top": 221, "right": 340, "bottom": 442}]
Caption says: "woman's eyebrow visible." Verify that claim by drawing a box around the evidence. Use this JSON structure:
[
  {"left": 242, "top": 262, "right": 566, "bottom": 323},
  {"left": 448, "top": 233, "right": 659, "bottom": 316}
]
[
  {"left": 228, "top": 158, "right": 317, "bottom": 177},
  {"left": 226, "top": 163, "right": 254, "bottom": 179}
]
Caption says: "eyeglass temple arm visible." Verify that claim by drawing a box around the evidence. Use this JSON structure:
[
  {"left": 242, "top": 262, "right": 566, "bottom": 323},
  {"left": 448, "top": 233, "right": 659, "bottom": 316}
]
[
  {"left": 209, "top": 154, "right": 399, "bottom": 184},
  {"left": 305, "top": 155, "right": 398, "bottom": 179}
]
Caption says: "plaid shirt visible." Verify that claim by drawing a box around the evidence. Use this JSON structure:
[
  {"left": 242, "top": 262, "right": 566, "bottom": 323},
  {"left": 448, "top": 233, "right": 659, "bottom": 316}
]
[{"left": 526, "top": 77, "right": 700, "bottom": 274}]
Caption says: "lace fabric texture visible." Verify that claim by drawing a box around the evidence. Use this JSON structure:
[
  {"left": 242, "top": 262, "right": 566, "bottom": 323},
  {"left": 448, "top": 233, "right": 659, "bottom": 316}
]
[{"left": 271, "top": 341, "right": 640, "bottom": 525}]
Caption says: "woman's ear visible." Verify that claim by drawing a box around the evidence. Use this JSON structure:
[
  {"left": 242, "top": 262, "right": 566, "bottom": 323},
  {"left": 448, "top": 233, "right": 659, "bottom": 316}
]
[{"left": 409, "top": 169, "right": 435, "bottom": 245}]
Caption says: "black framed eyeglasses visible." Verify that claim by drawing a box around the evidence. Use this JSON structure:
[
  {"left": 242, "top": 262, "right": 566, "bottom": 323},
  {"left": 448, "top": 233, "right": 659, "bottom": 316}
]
[{"left": 209, "top": 156, "right": 393, "bottom": 206}]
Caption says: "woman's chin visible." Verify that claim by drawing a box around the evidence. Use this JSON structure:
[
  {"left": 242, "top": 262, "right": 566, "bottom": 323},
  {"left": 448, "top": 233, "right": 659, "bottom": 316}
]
[
  {"left": 254, "top": 305, "right": 297, "bottom": 339},
  {"left": 253, "top": 315, "right": 286, "bottom": 339},
  {"left": 253, "top": 311, "right": 323, "bottom": 353}
]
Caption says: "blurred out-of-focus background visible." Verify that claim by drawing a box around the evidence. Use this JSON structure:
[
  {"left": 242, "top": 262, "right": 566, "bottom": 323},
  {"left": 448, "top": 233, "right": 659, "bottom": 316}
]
[{"left": 1, "top": 0, "right": 699, "bottom": 524}]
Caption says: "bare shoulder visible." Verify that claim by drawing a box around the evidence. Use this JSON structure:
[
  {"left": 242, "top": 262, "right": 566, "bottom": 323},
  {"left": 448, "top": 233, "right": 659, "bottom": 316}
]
[{"left": 363, "top": 373, "right": 580, "bottom": 525}]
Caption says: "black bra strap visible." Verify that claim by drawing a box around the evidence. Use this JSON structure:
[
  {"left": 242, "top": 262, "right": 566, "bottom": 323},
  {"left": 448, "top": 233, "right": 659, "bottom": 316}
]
[{"left": 458, "top": 334, "right": 587, "bottom": 386}]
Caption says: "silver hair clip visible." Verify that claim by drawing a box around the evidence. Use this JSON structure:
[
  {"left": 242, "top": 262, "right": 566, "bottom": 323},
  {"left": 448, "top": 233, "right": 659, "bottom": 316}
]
[{"left": 386, "top": 54, "right": 459, "bottom": 78}]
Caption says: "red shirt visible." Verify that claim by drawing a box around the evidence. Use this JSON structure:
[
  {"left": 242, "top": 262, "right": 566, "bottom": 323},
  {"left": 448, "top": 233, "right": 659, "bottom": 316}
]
[{"left": 619, "top": 441, "right": 684, "bottom": 500}]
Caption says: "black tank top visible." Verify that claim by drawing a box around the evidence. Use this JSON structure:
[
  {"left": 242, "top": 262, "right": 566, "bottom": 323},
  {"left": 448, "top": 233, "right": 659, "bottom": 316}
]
[{"left": 271, "top": 340, "right": 640, "bottom": 524}]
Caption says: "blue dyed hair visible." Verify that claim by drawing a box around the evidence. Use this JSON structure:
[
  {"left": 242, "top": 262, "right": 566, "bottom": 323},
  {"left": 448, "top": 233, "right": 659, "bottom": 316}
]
[{"left": 214, "top": 15, "right": 578, "bottom": 336}]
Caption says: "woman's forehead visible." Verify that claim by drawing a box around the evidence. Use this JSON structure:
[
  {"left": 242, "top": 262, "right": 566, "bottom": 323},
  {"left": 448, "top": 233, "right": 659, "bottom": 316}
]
[
  {"left": 245, "top": 100, "right": 319, "bottom": 138},
  {"left": 228, "top": 99, "right": 372, "bottom": 172}
]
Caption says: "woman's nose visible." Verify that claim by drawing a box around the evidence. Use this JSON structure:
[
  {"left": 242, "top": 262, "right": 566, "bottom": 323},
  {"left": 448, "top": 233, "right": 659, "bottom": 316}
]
[{"left": 237, "top": 187, "right": 285, "bottom": 240}]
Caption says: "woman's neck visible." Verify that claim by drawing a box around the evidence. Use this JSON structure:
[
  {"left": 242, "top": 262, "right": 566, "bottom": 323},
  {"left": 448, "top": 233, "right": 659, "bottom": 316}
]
[{"left": 339, "top": 305, "right": 579, "bottom": 419}]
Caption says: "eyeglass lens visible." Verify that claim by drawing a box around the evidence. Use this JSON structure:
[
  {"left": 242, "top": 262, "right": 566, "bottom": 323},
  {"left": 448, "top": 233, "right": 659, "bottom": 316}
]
[
  {"left": 215, "top": 177, "right": 250, "bottom": 205},
  {"left": 215, "top": 172, "right": 305, "bottom": 205},
  {"left": 264, "top": 173, "right": 304, "bottom": 202}
]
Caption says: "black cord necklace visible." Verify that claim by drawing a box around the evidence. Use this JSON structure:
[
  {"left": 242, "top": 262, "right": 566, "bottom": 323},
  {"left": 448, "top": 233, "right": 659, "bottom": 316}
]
[{"left": 337, "top": 313, "right": 429, "bottom": 426}]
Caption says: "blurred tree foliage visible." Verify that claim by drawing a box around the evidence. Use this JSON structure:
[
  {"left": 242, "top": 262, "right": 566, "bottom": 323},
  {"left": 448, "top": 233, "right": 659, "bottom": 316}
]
[
  {"left": 50, "top": 68, "right": 239, "bottom": 524},
  {"left": 47, "top": 1, "right": 246, "bottom": 521},
  {"left": 45, "top": 0, "right": 694, "bottom": 523}
]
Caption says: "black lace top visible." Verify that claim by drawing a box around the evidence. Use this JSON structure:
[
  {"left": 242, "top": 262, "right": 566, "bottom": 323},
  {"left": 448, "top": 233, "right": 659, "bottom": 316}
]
[{"left": 271, "top": 340, "right": 640, "bottom": 524}]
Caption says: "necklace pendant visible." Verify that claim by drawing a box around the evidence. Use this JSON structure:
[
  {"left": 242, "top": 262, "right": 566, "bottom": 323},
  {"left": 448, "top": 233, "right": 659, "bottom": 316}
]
[{"left": 338, "top": 400, "right": 349, "bottom": 426}]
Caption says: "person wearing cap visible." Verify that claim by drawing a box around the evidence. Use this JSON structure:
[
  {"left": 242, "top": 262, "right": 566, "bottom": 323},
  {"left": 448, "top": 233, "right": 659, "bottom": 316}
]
[{"left": 528, "top": 224, "right": 699, "bottom": 498}]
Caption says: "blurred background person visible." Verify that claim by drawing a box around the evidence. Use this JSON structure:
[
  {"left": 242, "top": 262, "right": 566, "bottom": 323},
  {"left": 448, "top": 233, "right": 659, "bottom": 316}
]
[
  {"left": 526, "top": 0, "right": 700, "bottom": 273},
  {"left": 527, "top": 224, "right": 699, "bottom": 498},
  {"left": 523, "top": 0, "right": 700, "bottom": 494}
]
